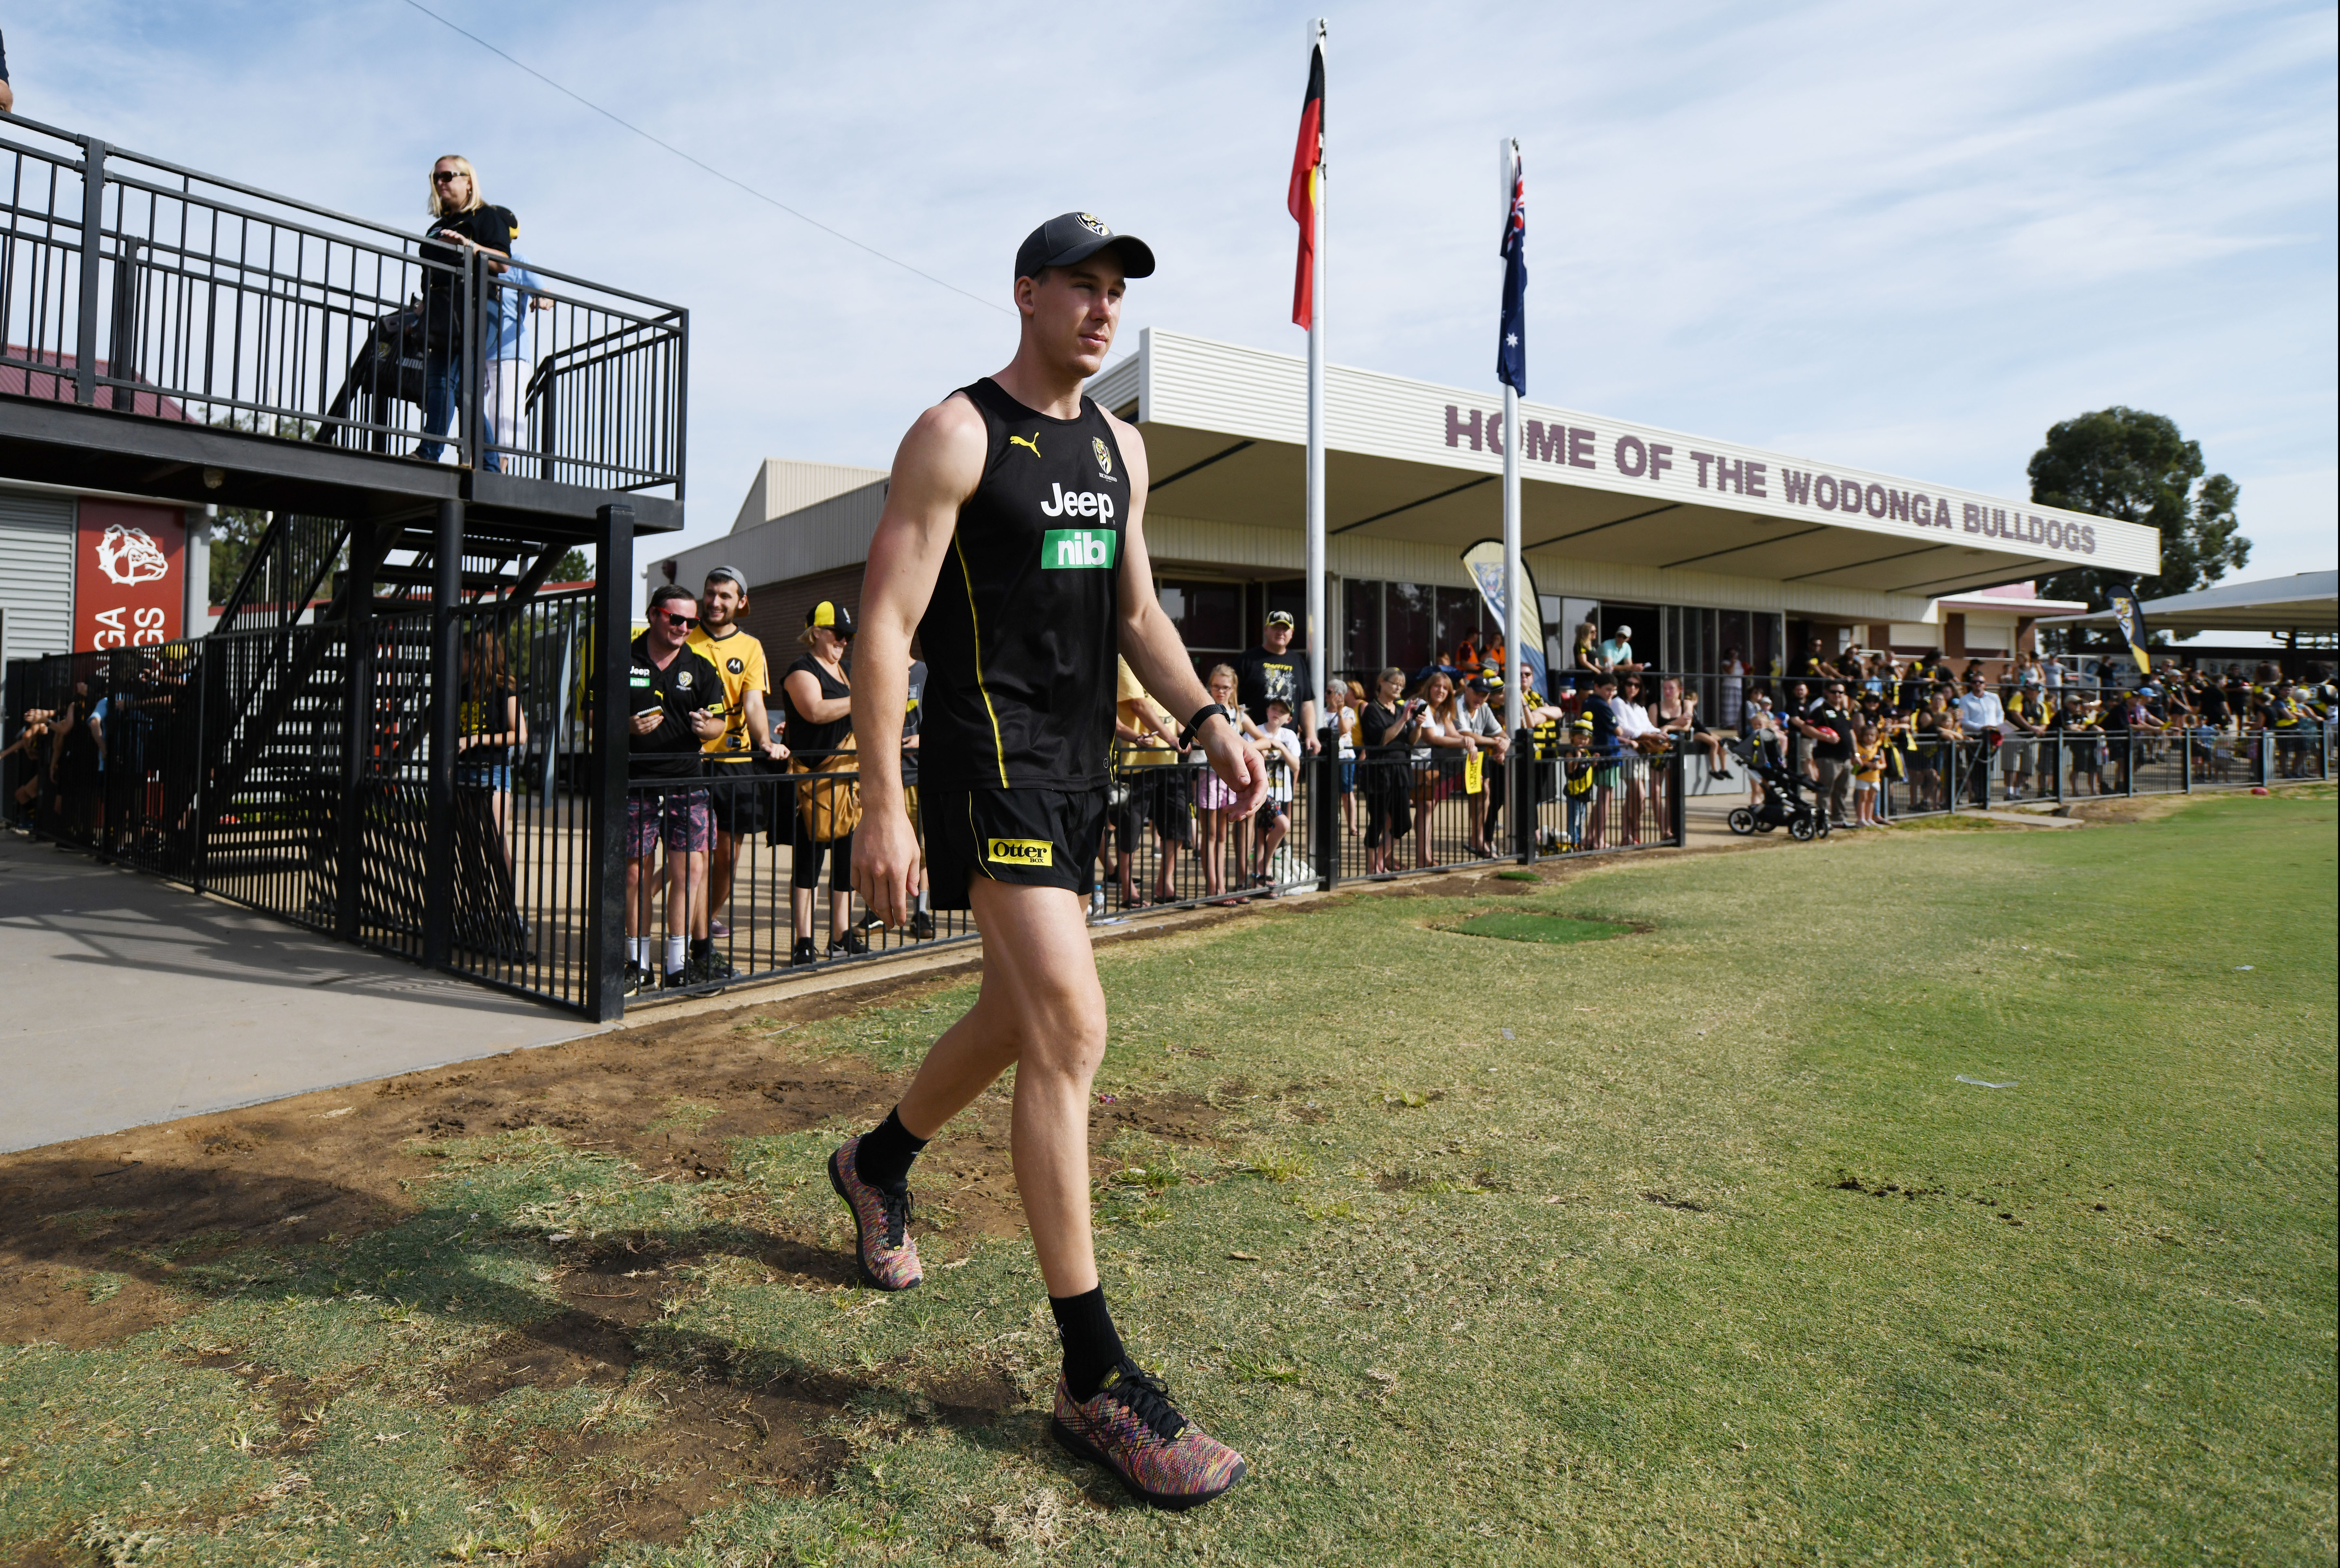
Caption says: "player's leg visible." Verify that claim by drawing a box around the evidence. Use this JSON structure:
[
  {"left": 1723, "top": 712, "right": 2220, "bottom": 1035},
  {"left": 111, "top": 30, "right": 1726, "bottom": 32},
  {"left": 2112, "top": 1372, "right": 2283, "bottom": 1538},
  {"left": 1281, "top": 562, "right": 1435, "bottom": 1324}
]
[{"left": 868, "top": 878, "right": 1244, "bottom": 1508}]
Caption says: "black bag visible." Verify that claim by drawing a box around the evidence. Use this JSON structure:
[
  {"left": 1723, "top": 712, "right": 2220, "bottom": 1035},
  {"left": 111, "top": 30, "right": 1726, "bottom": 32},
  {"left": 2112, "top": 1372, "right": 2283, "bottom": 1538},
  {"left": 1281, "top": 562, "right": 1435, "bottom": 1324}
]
[{"left": 354, "top": 303, "right": 429, "bottom": 407}]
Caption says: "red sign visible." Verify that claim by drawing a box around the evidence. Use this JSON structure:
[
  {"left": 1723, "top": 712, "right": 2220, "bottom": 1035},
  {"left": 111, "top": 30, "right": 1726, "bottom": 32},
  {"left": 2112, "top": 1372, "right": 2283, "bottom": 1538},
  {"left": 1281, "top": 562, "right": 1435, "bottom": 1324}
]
[{"left": 74, "top": 500, "right": 185, "bottom": 650}]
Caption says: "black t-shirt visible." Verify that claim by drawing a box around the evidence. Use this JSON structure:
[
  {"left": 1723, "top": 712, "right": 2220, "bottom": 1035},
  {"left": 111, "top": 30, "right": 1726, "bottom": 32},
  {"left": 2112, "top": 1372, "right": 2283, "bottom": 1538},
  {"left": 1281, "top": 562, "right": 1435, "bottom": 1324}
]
[
  {"left": 1360, "top": 700, "right": 1409, "bottom": 758},
  {"left": 459, "top": 676, "right": 515, "bottom": 766},
  {"left": 1808, "top": 703, "right": 1856, "bottom": 761},
  {"left": 784, "top": 653, "right": 852, "bottom": 758},
  {"left": 901, "top": 659, "right": 927, "bottom": 785},
  {"left": 915, "top": 378, "right": 1124, "bottom": 791},
  {"left": 1236, "top": 645, "right": 1306, "bottom": 726},
  {"left": 586, "top": 634, "right": 722, "bottom": 787},
  {"left": 2196, "top": 684, "right": 2229, "bottom": 724},
  {"left": 419, "top": 203, "right": 519, "bottom": 347}
]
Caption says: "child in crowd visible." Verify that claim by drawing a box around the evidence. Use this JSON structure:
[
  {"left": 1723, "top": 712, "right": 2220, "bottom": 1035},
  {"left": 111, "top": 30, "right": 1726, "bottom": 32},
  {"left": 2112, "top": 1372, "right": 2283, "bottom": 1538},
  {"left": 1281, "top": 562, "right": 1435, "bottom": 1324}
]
[
  {"left": 1249, "top": 698, "right": 1301, "bottom": 892},
  {"left": 1192, "top": 664, "right": 1246, "bottom": 904},
  {"left": 1562, "top": 714, "right": 1597, "bottom": 849},
  {"left": 1328, "top": 681, "right": 1360, "bottom": 837},
  {"left": 1852, "top": 723, "right": 1885, "bottom": 828}
]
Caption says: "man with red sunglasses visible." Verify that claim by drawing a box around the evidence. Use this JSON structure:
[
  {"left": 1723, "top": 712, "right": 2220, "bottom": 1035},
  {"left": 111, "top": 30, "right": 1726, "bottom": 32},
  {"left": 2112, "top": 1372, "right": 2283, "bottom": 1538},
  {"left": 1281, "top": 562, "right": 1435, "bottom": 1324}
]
[{"left": 592, "top": 582, "right": 724, "bottom": 993}]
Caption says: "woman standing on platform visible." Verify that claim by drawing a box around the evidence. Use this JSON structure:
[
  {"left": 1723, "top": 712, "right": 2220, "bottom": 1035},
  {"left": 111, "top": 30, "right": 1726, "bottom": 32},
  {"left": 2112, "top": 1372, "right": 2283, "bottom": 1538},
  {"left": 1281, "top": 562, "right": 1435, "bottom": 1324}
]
[{"left": 417, "top": 155, "right": 521, "bottom": 467}]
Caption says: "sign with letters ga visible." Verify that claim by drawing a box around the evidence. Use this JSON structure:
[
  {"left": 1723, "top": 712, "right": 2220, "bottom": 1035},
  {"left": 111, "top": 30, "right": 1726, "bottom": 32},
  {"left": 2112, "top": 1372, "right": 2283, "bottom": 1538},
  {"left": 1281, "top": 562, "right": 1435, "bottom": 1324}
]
[{"left": 74, "top": 501, "right": 184, "bottom": 650}]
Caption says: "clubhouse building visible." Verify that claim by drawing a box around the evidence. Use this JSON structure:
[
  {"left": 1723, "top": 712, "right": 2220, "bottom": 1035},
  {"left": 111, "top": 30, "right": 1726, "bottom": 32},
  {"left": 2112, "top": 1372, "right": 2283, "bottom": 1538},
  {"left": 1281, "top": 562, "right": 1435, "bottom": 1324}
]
[{"left": 654, "top": 330, "right": 2148, "bottom": 691}]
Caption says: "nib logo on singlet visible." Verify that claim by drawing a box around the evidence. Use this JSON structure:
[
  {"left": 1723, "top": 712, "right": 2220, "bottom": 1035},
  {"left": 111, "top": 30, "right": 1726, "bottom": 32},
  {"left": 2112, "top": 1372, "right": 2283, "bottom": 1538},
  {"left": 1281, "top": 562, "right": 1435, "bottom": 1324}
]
[{"left": 1041, "top": 528, "right": 1118, "bottom": 569}]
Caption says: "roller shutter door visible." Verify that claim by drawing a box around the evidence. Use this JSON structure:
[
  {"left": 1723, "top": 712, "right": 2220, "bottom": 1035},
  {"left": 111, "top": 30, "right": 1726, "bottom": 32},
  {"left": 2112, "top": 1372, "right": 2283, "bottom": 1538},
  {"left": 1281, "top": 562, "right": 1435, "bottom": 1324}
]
[{"left": 0, "top": 492, "right": 75, "bottom": 663}]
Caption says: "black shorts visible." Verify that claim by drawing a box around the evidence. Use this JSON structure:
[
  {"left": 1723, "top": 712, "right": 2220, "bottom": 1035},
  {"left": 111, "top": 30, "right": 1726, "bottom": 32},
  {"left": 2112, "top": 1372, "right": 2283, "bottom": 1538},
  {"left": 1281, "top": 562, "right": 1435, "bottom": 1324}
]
[
  {"left": 927, "top": 785, "right": 1104, "bottom": 910},
  {"left": 1113, "top": 767, "right": 1191, "bottom": 848},
  {"left": 705, "top": 763, "right": 772, "bottom": 837}
]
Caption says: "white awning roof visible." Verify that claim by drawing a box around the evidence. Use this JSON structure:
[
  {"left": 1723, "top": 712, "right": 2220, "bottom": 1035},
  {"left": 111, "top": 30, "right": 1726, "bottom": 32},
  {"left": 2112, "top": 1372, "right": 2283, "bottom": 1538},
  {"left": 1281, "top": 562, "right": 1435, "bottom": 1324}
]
[
  {"left": 2034, "top": 571, "right": 2338, "bottom": 635},
  {"left": 1091, "top": 331, "right": 2160, "bottom": 600}
]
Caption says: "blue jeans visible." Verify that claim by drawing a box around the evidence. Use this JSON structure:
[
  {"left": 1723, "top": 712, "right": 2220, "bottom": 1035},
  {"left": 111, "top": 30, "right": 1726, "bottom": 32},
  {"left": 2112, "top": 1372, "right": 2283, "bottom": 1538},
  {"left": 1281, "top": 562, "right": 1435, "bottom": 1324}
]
[{"left": 418, "top": 347, "right": 464, "bottom": 464}]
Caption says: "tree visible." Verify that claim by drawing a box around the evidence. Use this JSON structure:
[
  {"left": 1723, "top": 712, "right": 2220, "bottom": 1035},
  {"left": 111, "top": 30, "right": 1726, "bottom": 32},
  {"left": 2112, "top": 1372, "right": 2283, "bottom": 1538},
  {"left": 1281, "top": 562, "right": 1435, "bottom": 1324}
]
[
  {"left": 2029, "top": 407, "right": 2247, "bottom": 646},
  {"left": 547, "top": 548, "right": 591, "bottom": 584},
  {"left": 207, "top": 507, "right": 272, "bottom": 607}
]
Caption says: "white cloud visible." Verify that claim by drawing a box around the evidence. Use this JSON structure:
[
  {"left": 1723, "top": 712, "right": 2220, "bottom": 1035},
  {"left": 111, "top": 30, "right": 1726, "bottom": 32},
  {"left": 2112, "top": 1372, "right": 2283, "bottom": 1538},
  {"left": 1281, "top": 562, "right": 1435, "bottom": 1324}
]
[{"left": 6, "top": 0, "right": 2331, "bottom": 582}]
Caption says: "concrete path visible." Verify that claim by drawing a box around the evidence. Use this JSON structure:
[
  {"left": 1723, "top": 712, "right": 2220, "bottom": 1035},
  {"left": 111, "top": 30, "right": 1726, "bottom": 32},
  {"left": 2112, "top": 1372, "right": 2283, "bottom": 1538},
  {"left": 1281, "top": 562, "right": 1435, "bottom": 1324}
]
[{"left": 0, "top": 835, "right": 598, "bottom": 1153}]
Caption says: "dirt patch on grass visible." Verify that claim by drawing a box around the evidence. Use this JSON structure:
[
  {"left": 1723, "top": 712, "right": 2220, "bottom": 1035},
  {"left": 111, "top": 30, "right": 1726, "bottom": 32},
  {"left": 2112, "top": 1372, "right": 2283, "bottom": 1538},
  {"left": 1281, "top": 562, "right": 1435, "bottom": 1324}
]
[
  {"left": 0, "top": 966, "right": 1216, "bottom": 1327},
  {"left": 2055, "top": 793, "right": 2201, "bottom": 825},
  {"left": 0, "top": 972, "right": 1223, "bottom": 1559}
]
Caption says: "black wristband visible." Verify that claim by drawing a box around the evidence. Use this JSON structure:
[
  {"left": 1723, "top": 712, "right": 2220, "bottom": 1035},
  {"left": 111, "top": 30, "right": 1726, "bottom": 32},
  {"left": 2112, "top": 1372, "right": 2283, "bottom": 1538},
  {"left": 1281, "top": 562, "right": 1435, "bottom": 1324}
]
[{"left": 1181, "top": 702, "right": 1230, "bottom": 747}]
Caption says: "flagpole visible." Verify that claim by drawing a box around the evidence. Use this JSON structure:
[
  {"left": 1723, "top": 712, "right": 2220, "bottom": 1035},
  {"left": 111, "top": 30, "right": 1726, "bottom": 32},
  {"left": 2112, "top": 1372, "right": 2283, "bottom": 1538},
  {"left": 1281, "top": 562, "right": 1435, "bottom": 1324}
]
[
  {"left": 1305, "top": 18, "right": 1328, "bottom": 734},
  {"left": 1500, "top": 136, "right": 1523, "bottom": 738}
]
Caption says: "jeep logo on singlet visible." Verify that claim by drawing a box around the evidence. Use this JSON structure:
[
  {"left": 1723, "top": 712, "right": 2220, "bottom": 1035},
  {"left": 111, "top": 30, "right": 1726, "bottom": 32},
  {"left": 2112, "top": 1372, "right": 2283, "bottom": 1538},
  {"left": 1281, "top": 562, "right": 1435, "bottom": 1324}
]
[
  {"left": 1037, "top": 482, "right": 1116, "bottom": 521},
  {"left": 1042, "top": 529, "right": 1118, "bottom": 569}
]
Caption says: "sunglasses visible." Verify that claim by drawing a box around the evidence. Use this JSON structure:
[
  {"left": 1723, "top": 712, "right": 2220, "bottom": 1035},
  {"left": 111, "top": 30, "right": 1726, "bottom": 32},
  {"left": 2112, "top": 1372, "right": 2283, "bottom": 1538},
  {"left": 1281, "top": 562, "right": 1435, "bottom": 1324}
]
[
  {"left": 655, "top": 611, "right": 698, "bottom": 628},
  {"left": 433, "top": 170, "right": 465, "bottom": 184}
]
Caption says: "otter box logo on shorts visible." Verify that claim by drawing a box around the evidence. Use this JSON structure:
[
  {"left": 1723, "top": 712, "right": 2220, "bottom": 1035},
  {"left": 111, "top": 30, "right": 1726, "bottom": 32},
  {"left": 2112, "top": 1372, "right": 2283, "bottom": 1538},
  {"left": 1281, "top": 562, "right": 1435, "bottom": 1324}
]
[
  {"left": 1042, "top": 528, "right": 1118, "bottom": 570},
  {"left": 986, "top": 836, "right": 1053, "bottom": 867}
]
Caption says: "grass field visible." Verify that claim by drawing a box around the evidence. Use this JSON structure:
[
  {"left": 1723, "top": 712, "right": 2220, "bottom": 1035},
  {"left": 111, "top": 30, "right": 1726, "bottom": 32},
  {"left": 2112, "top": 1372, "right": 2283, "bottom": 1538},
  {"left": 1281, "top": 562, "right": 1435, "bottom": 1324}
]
[{"left": 1, "top": 786, "right": 2333, "bottom": 1566}]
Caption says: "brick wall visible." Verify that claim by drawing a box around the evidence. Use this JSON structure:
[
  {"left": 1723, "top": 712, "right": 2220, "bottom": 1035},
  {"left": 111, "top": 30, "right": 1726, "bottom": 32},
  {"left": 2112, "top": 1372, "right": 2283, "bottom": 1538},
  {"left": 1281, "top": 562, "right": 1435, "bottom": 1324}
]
[{"left": 737, "top": 565, "right": 866, "bottom": 676}]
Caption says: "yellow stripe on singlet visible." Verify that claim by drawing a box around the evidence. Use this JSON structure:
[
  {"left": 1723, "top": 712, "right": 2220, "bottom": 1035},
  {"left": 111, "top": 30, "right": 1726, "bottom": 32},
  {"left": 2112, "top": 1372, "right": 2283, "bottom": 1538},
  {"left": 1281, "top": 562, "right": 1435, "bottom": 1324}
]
[{"left": 953, "top": 531, "right": 1011, "bottom": 788}]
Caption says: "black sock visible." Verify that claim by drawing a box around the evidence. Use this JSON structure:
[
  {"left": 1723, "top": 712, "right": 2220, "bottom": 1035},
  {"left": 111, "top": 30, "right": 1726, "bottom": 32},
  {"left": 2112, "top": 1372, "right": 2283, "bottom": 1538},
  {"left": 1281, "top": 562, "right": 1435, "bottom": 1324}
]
[
  {"left": 689, "top": 935, "right": 713, "bottom": 959},
  {"left": 1050, "top": 1285, "right": 1126, "bottom": 1400},
  {"left": 854, "top": 1107, "right": 928, "bottom": 1193}
]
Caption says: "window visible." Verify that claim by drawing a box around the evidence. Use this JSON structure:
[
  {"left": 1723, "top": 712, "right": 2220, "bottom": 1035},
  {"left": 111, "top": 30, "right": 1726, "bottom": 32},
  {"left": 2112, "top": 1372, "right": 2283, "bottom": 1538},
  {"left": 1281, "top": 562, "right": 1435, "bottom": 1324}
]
[
  {"left": 1158, "top": 580, "right": 1242, "bottom": 652},
  {"left": 1385, "top": 582, "right": 1431, "bottom": 674},
  {"left": 1434, "top": 586, "right": 1480, "bottom": 655},
  {"left": 1344, "top": 579, "right": 1380, "bottom": 675}
]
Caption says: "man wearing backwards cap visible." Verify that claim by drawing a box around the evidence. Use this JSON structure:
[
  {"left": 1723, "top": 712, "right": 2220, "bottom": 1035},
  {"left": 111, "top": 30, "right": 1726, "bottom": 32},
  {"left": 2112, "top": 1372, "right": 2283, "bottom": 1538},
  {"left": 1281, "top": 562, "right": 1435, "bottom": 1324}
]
[{"left": 837, "top": 212, "right": 1263, "bottom": 1510}]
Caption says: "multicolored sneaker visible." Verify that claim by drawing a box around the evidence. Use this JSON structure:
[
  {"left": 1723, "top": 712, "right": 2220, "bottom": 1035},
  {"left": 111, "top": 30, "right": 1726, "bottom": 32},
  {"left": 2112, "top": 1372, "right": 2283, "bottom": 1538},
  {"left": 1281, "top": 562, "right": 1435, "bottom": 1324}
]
[
  {"left": 1051, "top": 1360, "right": 1246, "bottom": 1510},
  {"left": 827, "top": 1136, "right": 921, "bottom": 1291}
]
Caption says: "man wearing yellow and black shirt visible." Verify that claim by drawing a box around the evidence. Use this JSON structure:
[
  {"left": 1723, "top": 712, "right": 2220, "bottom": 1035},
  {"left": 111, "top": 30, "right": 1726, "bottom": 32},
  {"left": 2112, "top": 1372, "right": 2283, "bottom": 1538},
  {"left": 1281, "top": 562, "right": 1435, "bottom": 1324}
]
[{"left": 688, "top": 566, "right": 786, "bottom": 968}]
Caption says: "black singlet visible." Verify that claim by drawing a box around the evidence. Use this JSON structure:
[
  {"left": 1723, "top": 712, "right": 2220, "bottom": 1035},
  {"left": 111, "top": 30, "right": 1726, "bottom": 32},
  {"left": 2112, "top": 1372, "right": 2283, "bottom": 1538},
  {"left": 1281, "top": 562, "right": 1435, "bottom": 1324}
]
[
  {"left": 917, "top": 377, "right": 1127, "bottom": 791},
  {"left": 783, "top": 653, "right": 851, "bottom": 757}
]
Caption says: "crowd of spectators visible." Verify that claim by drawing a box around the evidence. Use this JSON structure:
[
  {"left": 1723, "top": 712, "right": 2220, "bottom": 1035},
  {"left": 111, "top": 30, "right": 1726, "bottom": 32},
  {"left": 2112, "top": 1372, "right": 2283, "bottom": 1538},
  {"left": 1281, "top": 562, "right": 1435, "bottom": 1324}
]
[
  {"left": 1733, "top": 650, "right": 2336, "bottom": 827},
  {"left": 10, "top": 570, "right": 2334, "bottom": 994}
]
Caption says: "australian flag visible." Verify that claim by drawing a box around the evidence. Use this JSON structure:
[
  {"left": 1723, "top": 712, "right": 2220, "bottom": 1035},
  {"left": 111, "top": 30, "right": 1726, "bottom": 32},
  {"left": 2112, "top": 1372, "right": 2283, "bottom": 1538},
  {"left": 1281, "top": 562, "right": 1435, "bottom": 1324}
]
[{"left": 1497, "top": 151, "right": 1526, "bottom": 394}]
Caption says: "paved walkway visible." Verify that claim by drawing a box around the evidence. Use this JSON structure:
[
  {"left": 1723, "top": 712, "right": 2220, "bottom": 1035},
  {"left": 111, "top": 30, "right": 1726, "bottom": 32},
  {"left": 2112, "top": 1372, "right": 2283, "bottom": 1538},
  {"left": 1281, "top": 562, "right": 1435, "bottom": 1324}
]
[{"left": 0, "top": 835, "right": 597, "bottom": 1153}]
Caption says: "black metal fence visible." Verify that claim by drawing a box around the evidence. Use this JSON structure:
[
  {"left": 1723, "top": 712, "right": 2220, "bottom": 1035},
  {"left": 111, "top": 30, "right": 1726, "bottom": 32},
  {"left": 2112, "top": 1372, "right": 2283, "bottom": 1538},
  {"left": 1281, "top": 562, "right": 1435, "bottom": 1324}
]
[
  {"left": 1711, "top": 725, "right": 2330, "bottom": 836},
  {"left": 0, "top": 113, "right": 684, "bottom": 492},
  {"left": 16, "top": 645, "right": 2324, "bottom": 1016}
]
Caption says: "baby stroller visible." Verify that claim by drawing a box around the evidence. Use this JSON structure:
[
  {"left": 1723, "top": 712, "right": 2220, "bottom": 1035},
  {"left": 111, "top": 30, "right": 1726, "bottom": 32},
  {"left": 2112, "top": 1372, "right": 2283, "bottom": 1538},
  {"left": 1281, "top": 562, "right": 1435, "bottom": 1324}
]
[{"left": 1724, "top": 737, "right": 1830, "bottom": 841}]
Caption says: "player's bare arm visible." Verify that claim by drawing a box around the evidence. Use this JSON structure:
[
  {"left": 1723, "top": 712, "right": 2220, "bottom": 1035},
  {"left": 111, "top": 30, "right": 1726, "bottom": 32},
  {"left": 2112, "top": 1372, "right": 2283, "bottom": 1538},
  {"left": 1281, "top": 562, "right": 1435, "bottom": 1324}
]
[
  {"left": 1105, "top": 407, "right": 1269, "bottom": 818},
  {"left": 850, "top": 395, "right": 989, "bottom": 930}
]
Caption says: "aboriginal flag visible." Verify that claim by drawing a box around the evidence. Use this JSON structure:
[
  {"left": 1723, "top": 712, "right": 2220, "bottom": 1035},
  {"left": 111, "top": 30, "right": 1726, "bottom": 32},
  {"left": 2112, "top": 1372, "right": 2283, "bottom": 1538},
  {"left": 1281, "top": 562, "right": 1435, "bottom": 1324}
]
[
  {"left": 2107, "top": 583, "right": 2153, "bottom": 679},
  {"left": 1287, "top": 39, "right": 1324, "bottom": 329}
]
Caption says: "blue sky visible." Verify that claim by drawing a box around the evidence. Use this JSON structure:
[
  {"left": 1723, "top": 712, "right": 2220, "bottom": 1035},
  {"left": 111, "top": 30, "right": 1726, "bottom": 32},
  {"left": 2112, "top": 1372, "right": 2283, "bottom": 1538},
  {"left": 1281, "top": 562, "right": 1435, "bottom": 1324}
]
[{"left": 13, "top": 0, "right": 2336, "bottom": 586}]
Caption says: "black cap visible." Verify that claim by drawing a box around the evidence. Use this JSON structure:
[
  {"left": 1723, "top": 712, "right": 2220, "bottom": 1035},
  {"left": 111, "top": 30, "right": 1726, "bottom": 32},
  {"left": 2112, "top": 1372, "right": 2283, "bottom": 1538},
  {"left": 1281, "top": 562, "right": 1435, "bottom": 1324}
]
[{"left": 1014, "top": 212, "right": 1156, "bottom": 283}]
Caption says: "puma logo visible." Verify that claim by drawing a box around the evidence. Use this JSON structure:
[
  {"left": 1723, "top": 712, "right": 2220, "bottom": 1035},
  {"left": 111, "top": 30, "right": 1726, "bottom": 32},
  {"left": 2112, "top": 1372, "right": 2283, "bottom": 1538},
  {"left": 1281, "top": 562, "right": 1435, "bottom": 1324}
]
[{"left": 1007, "top": 434, "right": 1042, "bottom": 458}]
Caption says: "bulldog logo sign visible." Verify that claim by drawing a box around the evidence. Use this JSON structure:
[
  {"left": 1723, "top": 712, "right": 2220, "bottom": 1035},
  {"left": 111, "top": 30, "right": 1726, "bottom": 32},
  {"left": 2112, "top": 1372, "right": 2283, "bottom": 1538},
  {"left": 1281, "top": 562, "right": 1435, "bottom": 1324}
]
[{"left": 74, "top": 502, "right": 185, "bottom": 650}]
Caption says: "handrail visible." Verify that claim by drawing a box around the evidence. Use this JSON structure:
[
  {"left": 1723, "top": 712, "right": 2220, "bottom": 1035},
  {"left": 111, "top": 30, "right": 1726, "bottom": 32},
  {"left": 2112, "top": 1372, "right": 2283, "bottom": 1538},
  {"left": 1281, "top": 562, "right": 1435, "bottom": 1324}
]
[{"left": 0, "top": 114, "right": 687, "bottom": 498}]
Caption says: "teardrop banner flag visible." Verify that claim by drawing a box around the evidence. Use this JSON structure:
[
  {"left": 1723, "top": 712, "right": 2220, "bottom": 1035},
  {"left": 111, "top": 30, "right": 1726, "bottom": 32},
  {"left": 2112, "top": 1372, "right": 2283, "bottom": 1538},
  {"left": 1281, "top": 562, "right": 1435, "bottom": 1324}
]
[
  {"left": 2106, "top": 583, "right": 2152, "bottom": 679},
  {"left": 1462, "top": 537, "right": 1547, "bottom": 700}
]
